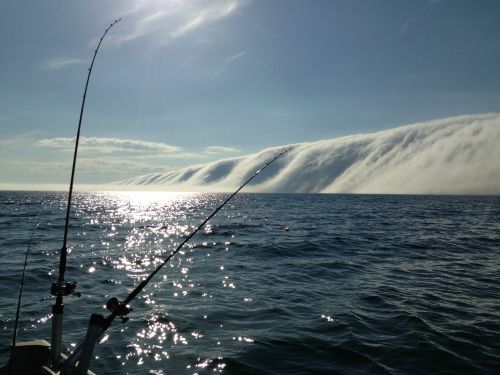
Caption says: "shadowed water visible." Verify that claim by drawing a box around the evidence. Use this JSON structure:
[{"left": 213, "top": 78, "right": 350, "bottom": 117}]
[{"left": 0, "top": 192, "right": 499, "bottom": 374}]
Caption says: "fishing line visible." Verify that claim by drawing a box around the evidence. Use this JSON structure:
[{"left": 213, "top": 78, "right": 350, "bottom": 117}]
[
  {"left": 50, "top": 18, "right": 121, "bottom": 366},
  {"left": 57, "top": 18, "right": 121, "bottom": 290},
  {"left": 8, "top": 223, "right": 41, "bottom": 375},
  {"left": 60, "top": 147, "right": 293, "bottom": 371},
  {"left": 110, "top": 147, "right": 293, "bottom": 317}
]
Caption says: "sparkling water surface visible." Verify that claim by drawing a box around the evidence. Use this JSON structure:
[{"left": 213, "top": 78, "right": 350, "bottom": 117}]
[{"left": 0, "top": 191, "right": 499, "bottom": 374}]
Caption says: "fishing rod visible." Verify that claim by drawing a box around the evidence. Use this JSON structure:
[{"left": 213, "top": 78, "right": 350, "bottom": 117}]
[
  {"left": 121, "top": 147, "right": 293, "bottom": 308},
  {"left": 60, "top": 147, "right": 293, "bottom": 374},
  {"left": 50, "top": 18, "right": 121, "bottom": 366},
  {"left": 8, "top": 223, "right": 40, "bottom": 375}
]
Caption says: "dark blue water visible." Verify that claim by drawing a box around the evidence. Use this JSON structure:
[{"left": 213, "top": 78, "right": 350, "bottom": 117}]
[{"left": 0, "top": 192, "right": 499, "bottom": 374}]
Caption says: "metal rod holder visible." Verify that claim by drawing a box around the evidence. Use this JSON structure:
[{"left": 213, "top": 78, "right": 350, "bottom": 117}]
[
  {"left": 73, "top": 314, "right": 105, "bottom": 375},
  {"left": 50, "top": 304, "right": 63, "bottom": 364}
]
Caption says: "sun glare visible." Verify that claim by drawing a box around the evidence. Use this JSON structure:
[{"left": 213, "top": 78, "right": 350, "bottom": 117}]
[{"left": 111, "top": 191, "right": 195, "bottom": 205}]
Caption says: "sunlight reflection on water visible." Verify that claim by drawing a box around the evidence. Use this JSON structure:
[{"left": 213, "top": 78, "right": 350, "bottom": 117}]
[
  {"left": 70, "top": 191, "right": 242, "bottom": 373},
  {"left": 2, "top": 192, "right": 498, "bottom": 374}
]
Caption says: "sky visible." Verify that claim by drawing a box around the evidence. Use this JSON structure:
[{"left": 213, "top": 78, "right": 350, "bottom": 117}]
[{"left": 1, "top": 0, "right": 500, "bottom": 187}]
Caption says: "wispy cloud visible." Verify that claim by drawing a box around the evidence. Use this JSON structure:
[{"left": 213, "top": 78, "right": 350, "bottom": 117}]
[
  {"left": 170, "top": 1, "right": 240, "bottom": 39},
  {"left": 204, "top": 146, "right": 241, "bottom": 154},
  {"left": 397, "top": 20, "right": 411, "bottom": 37},
  {"left": 225, "top": 51, "right": 247, "bottom": 64},
  {"left": 74, "top": 157, "right": 172, "bottom": 175},
  {"left": 5, "top": 158, "right": 172, "bottom": 183},
  {"left": 212, "top": 50, "right": 248, "bottom": 77},
  {"left": 0, "top": 132, "right": 46, "bottom": 145},
  {"left": 36, "top": 136, "right": 241, "bottom": 159},
  {"left": 110, "top": 0, "right": 248, "bottom": 46},
  {"left": 40, "top": 57, "right": 87, "bottom": 71},
  {"left": 37, "top": 136, "right": 183, "bottom": 154},
  {"left": 110, "top": 9, "right": 170, "bottom": 44}
]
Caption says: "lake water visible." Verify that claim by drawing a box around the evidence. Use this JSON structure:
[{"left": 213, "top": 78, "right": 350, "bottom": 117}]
[{"left": 0, "top": 191, "right": 499, "bottom": 374}]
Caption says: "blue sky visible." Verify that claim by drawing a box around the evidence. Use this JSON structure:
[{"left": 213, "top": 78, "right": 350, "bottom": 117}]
[{"left": 1, "top": 0, "right": 499, "bottom": 186}]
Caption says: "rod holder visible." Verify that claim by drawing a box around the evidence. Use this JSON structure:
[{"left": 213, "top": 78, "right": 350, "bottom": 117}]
[
  {"left": 73, "top": 314, "right": 106, "bottom": 375},
  {"left": 50, "top": 304, "right": 64, "bottom": 364}
]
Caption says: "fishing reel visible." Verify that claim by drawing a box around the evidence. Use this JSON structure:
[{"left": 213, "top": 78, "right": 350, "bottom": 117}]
[
  {"left": 106, "top": 297, "right": 132, "bottom": 323},
  {"left": 51, "top": 281, "right": 81, "bottom": 297}
]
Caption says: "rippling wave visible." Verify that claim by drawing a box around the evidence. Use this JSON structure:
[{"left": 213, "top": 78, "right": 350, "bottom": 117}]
[{"left": 0, "top": 192, "right": 499, "bottom": 374}]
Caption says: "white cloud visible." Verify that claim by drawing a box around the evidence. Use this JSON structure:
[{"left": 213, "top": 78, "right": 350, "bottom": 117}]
[
  {"left": 40, "top": 57, "right": 87, "bottom": 71},
  {"left": 224, "top": 51, "right": 247, "bottom": 64},
  {"left": 170, "top": 1, "right": 239, "bottom": 39},
  {"left": 110, "top": 0, "right": 248, "bottom": 46},
  {"left": 212, "top": 50, "right": 248, "bottom": 77},
  {"left": 37, "top": 136, "right": 183, "bottom": 154},
  {"left": 1, "top": 134, "right": 247, "bottom": 185},
  {"left": 116, "top": 114, "right": 500, "bottom": 195},
  {"left": 77, "top": 157, "right": 171, "bottom": 175},
  {"left": 110, "top": 9, "right": 169, "bottom": 44},
  {"left": 204, "top": 146, "right": 241, "bottom": 154},
  {"left": 13, "top": 158, "right": 171, "bottom": 184}
]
